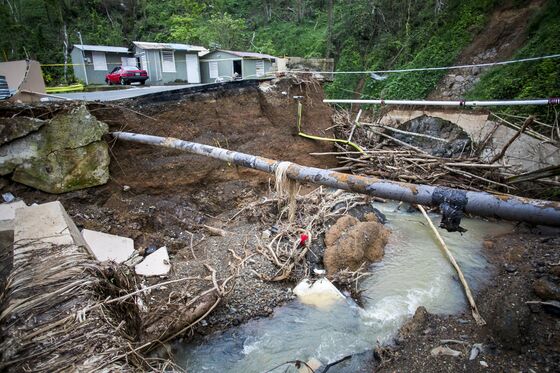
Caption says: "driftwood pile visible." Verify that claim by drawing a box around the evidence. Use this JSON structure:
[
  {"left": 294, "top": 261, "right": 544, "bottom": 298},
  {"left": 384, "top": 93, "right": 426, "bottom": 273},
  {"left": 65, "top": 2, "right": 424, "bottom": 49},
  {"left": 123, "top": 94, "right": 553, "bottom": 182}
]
[
  {"left": 233, "top": 186, "right": 376, "bottom": 290},
  {"left": 322, "top": 110, "right": 559, "bottom": 194}
]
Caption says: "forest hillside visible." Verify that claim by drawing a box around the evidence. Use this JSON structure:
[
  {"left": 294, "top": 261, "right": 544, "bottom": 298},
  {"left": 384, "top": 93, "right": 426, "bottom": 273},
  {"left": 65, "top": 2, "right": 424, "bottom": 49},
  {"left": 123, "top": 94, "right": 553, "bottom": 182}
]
[{"left": 1, "top": 0, "right": 559, "bottom": 118}]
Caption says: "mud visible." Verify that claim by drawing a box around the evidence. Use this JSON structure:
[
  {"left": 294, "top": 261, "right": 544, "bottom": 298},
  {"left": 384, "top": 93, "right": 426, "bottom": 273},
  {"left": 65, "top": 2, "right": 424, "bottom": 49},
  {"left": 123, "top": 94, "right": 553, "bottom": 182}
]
[
  {"left": 377, "top": 229, "right": 560, "bottom": 372},
  {"left": 0, "top": 78, "right": 338, "bottom": 338}
]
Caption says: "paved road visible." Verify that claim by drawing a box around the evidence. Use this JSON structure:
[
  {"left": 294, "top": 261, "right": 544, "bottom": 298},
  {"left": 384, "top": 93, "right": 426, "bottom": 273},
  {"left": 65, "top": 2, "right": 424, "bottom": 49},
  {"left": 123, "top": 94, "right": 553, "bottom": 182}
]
[{"left": 57, "top": 84, "right": 202, "bottom": 101}]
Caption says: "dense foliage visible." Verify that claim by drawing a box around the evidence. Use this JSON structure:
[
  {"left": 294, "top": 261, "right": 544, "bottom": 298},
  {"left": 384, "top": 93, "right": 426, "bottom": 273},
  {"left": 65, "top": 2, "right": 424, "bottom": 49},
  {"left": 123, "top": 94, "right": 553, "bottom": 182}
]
[
  {"left": 468, "top": 0, "right": 560, "bottom": 120},
  {"left": 1, "top": 0, "right": 559, "bottom": 108}
]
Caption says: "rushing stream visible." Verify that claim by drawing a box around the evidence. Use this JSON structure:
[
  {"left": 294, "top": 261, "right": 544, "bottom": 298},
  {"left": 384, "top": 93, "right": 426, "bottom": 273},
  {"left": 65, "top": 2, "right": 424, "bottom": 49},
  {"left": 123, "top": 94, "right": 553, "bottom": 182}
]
[{"left": 173, "top": 202, "right": 512, "bottom": 372}]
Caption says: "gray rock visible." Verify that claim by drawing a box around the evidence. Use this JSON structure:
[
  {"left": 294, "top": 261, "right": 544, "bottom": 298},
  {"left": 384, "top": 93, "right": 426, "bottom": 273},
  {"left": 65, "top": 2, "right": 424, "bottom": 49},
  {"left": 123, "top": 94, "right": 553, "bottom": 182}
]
[
  {"left": 454, "top": 75, "right": 465, "bottom": 82},
  {"left": 0, "top": 117, "right": 45, "bottom": 146},
  {"left": 0, "top": 105, "right": 110, "bottom": 193},
  {"left": 392, "top": 115, "right": 472, "bottom": 158},
  {"left": 504, "top": 264, "right": 518, "bottom": 273},
  {"left": 12, "top": 141, "right": 109, "bottom": 194}
]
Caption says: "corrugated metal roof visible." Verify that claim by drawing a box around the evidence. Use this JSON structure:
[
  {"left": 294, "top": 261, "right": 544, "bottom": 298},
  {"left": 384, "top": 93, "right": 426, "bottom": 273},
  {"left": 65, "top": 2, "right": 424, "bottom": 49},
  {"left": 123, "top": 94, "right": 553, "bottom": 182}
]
[
  {"left": 73, "top": 44, "right": 129, "bottom": 53},
  {"left": 219, "top": 50, "right": 276, "bottom": 60},
  {"left": 133, "top": 41, "right": 207, "bottom": 52}
]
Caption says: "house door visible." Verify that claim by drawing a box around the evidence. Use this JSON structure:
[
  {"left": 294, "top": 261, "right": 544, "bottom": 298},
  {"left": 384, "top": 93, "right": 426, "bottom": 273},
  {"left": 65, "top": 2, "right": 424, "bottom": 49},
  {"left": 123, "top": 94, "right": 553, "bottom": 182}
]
[
  {"left": 185, "top": 53, "right": 201, "bottom": 83},
  {"left": 233, "top": 60, "right": 242, "bottom": 79}
]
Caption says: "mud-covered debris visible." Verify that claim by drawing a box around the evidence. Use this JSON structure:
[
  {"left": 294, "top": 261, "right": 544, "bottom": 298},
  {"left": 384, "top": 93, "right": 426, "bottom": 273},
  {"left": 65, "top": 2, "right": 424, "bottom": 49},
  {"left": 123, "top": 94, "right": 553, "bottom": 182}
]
[
  {"left": 398, "top": 306, "right": 428, "bottom": 340},
  {"left": 533, "top": 278, "right": 560, "bottom": 301},
  {"left": 324, "top": 215, "right": 390, "bottom": 275},
  {"left": 430, "top": 346, "right": 462, "bottom": 357}
]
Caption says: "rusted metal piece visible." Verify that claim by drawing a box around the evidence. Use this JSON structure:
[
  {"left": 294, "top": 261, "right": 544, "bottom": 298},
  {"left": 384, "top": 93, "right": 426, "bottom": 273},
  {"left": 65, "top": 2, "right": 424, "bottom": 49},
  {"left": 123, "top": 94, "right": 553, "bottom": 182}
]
[{"left": 112, "top": 131, "right": 560, "bottom": 228}]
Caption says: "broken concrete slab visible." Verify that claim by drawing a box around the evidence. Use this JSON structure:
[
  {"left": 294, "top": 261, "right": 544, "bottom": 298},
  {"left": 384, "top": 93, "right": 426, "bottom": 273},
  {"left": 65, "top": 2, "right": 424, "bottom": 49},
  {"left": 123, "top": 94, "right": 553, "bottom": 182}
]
[
  {"left": 82, "top": 229, "right": 135, "bottom": 264},
  {"left": 135, "top": 246, "right": 171, "bottom": 276},
  {"left": 293, "top": 278, "right": 345, "bottom": 308},
  {"left": 0, "top": 200, "right": 26, "bottom": 231},
  {"left": 14, "top": 201, "right": 92, "bottom": 257}
]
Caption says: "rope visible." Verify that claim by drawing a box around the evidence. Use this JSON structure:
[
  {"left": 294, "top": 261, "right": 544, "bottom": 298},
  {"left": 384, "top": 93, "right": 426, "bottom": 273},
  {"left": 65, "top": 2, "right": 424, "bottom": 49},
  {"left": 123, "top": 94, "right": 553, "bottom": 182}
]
[
  {"left": 290, "top": 53, "right": 560, "bottom": 75},
  {"left": 274, "top": 161, "right": 298, "bottom": 222}
]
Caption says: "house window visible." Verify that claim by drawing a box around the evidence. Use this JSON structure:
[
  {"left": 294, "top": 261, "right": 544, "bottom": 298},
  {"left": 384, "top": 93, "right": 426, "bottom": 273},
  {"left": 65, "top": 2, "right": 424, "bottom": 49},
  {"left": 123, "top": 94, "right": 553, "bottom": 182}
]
[
  {"left": 92, "top": 51, "right": 107, "bottom": 71},
  {"left": 209, "top": 61, "right": 219, "bottom": 79},
  {"left": 139, "top": 54, "right": 147, "bottom": 71},
  {"left": 121, "top": 57, "right": 137, "bottom": 67},
  {"left": 255, "top": 60, "right": 265, "bottom": 77},
  {"left": 161, "top": 50, "right": 176, "bottom": 73}
]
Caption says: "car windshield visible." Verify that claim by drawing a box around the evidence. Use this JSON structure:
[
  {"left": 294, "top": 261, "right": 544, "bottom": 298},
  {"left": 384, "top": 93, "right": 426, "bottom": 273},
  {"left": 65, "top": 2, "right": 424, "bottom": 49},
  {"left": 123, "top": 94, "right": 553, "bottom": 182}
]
[{"left": 122, "top": 66, "right": 139, "bottom": 71}]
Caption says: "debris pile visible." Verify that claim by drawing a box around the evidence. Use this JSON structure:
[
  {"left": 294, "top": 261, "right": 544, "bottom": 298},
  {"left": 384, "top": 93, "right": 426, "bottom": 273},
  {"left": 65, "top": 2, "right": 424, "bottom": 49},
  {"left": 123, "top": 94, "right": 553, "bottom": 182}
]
[
  {"left": 330, "top": 109, "right": 560, "bottom": 194},
  {"left": 0, "top": 199, "right": 237, "bottom": 371}
]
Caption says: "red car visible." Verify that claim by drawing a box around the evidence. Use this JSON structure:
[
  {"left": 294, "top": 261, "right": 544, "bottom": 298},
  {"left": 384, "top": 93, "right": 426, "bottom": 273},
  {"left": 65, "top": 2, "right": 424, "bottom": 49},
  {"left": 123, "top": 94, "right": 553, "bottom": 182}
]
[{"left": 105, "top": 66, "right": 149, "bottom": 85}]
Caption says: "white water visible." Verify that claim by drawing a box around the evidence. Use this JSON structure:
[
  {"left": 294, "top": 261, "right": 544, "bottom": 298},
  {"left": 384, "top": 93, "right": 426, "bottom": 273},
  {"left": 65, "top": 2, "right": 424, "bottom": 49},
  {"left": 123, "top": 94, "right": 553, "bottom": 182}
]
[{"left": 173, "top": 202, "right": 512, "bottom": 372}]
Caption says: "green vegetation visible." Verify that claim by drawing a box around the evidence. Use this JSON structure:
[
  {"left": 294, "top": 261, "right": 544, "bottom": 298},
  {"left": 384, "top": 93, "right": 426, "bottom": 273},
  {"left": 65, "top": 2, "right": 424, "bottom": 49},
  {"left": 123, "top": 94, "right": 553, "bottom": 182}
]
[
  {"left": 325, "top": 0, "right": 501, "bottom": 99},
  {"left": 467, "top": 1, "right": 560, "bottom": 120},
  {"left": 1, "top": 0, "right": 559, "bottom": 113}
]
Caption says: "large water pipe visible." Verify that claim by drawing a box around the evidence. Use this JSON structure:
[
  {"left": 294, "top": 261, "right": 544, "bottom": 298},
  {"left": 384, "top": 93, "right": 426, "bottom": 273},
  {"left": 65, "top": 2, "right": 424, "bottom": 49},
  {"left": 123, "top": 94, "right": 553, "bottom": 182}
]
[{"left": 112, "top": 131, "right": 560, "bottom": 229}]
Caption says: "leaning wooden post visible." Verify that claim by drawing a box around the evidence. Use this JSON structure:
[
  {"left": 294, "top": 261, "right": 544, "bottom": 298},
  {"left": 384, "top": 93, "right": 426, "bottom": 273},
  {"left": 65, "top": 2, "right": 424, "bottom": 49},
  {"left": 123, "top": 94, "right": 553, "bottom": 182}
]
[{"left": 417, "top": 204, "right": 486, "bottom": 326}]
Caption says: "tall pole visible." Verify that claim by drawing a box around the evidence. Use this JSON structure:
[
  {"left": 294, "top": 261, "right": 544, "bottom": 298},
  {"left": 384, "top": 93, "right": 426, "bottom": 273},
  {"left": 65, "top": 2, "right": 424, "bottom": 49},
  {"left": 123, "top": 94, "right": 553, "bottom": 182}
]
[{"left": 77, "top": 31, "right": 89, "bottom": 86}]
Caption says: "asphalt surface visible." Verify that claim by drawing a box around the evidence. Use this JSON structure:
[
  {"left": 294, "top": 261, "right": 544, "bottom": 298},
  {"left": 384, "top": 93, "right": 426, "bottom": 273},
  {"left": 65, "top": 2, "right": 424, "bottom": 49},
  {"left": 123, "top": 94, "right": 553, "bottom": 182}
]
[{"left": 56, "top": 84, "right": 202, "bottom": 101}]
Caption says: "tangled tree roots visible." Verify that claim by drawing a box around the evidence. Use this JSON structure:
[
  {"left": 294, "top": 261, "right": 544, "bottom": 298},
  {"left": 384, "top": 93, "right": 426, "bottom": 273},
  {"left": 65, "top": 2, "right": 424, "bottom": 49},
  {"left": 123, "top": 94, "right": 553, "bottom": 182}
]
[{"left": 0, "top": 238, "right": 237, "bottom": 372}]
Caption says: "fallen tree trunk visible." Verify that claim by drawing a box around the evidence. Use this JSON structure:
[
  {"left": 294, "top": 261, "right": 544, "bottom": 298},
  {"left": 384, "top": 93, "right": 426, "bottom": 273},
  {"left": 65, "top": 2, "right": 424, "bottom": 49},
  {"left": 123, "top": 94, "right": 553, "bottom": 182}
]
[{"left": 111, "top": 131, "right": 560, "bottom": 229}]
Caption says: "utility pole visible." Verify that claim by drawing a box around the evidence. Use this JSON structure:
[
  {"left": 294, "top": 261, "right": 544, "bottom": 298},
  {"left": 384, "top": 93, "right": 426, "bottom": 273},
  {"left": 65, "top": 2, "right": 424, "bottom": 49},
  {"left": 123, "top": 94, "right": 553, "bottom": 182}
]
[{"left": 77, "top": 31, "right": 89, "bottom": 85}]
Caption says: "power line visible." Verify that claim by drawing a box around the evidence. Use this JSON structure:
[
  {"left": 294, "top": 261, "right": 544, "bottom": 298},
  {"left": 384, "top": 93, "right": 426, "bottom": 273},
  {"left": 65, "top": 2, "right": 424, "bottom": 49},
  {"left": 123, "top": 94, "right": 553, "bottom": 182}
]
[{"left": 291, "top": 53, "right": 560, "bottom": 75}]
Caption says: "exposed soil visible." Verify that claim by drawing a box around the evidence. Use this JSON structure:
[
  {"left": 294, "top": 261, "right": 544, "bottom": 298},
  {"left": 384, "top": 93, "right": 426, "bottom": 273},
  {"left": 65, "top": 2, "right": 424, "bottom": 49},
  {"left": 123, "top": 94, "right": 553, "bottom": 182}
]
[
  {"left": 0, "top": 77, "right": 339, "bottom": 340},
  {"left": 2, "top": 78, "right": 559, "bottom": 371},
  {"left": 377, "top": 227, "right": 560, "bottom": 372},
  {"left": 430, "top": 0, "right": 546, "bottom": 99}
]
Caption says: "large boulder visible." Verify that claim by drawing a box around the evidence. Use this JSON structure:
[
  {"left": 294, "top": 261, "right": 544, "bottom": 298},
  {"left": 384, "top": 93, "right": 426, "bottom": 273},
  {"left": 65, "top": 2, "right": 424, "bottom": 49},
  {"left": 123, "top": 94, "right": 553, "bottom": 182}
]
[
  {"left": 0, "top": 105, "right": 109, "bottom": 193},
  {"left": 12, "top": 141, "right": 109, "bottom": 193},
  {"left": 392, "top": 115, "right": 472, "bottom": 158},
  {"left": 0, "top": 117, "right": 45, "bottom": 145},
  {"left": 324, "top": 214, "right": 390, "bottom": 275}
]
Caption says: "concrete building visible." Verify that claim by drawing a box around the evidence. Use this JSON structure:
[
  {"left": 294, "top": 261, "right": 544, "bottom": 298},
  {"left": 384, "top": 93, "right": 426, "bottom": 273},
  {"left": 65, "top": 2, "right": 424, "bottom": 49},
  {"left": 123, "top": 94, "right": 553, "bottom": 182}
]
[
  {"left": 199, "top": 50, "right": 276, "bottom": 83},
  {"left": 71, "top": 45, "right": 134, "bottom": 85},
  {"left": 133, "top": 41, "right": 206, "bottom": 85}
]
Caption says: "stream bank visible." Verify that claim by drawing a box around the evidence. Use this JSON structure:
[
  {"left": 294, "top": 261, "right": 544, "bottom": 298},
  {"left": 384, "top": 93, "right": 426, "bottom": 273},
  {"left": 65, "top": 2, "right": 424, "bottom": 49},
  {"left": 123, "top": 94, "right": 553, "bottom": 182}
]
[{"left": 378, "top": 229, "right": 560, "bottom": 372}]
